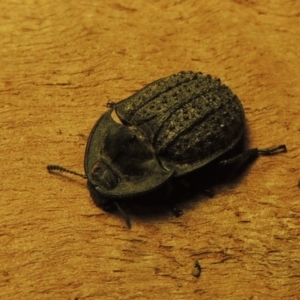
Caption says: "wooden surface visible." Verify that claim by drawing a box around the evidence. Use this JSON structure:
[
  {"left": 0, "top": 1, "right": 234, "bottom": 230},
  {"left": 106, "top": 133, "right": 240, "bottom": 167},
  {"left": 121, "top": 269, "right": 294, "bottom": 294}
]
[{"left": 1, "top": 1, "right": 299, "bottom": 299}]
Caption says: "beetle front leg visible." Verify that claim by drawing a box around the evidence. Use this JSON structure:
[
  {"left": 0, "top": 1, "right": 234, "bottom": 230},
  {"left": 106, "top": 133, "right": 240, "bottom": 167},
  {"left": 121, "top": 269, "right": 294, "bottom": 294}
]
[
  {"left": 87, "top": 181, "right": 113, "bottom": 211},
  {"left": 87, "top": 181, "right": 132, "bottom": 229},
  {"left": 113, "top": 201, "right": 132, "bottom": 229}
]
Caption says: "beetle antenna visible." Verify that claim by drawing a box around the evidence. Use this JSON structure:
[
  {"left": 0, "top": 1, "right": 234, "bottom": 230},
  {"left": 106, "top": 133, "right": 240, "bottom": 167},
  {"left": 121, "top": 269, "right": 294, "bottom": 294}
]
[
  {"left": 113, "top": 201, "right": 132, "bottom": 229},
  {"left": 47, "top": 165, "right": 87, "bottom": 179}
]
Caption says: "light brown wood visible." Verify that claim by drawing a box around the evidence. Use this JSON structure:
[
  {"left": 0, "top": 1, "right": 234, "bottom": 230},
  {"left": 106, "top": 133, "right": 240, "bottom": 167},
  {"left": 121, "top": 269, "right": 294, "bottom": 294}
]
[{"left": 1, "top": 1, "right": 299, "bottom": 299}]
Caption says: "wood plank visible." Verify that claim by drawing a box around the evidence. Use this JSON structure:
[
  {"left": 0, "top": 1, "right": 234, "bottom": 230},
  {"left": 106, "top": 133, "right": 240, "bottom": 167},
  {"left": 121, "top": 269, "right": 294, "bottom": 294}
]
[{"left": 0, "top": 1, "right": 299, "bottom": 299}]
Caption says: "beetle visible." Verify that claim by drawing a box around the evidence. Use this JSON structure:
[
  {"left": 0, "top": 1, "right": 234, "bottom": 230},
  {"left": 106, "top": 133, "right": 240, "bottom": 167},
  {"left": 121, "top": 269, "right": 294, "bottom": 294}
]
[{"left": 47, "top": 71, "right": 287, "bottom": 228}]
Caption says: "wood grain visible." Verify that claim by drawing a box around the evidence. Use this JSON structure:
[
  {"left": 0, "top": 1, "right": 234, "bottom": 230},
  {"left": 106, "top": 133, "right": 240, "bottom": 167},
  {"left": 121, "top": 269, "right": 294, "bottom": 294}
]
[{"left": 0, "top": 1, "right": 299, "bottom": 299}]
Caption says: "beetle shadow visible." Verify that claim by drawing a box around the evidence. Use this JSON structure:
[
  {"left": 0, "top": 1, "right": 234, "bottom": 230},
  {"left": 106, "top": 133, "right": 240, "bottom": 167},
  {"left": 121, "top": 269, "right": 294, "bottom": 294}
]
[
  {"left": 89, "top": 129, "right": 260, "bottom": 225},
  {"left": 129, "top": 136, "right": 256, "bottom": 223}
]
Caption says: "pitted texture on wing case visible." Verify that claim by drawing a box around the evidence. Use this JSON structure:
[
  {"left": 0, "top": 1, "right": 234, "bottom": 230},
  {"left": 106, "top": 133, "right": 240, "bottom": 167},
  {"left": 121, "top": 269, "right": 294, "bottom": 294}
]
[{"left": 115, "top": 71, "right": 245, "bottom": 174}]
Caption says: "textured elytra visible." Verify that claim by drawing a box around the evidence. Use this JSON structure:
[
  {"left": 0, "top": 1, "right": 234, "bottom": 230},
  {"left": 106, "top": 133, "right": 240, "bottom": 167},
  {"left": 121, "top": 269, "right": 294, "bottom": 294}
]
[
  {"left": 84, "top": 71, "right": 245, "bottom": 198},
  {"left": 115, "top": 71, "right": 245, "bottom": 175}
]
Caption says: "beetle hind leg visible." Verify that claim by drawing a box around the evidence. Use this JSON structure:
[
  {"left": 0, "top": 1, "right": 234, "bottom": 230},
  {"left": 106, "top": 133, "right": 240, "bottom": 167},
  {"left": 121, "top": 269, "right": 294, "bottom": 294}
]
[
  {"left": 219, "top": 144, "right": 287, "bottom": 166},
  {"left": 257, "top": 144, "right": 287, "bottom": 155},
  {"left": 218, "top": 149, "right": 259, "bottom": 165}
]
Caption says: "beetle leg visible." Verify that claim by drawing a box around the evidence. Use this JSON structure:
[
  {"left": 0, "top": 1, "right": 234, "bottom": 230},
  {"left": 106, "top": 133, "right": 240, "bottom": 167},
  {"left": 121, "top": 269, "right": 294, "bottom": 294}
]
[
  {"left": 219, "top": 144, "right": 287, "bottom": 166},
  {"left": 257, "top": 144, "right": 287, "bottom": 155},
  {"left": 163, "top": 181, "right": 183, "bottom": 217},
  {"left": 113, "top": 201, "right": 132, "bottom": 229},
  {"left": 106, "top": 100, "right": 116, "bottom": 108},
  {"left": 201, "top": 188, "right": 215, "bottom": 198},
  {"left": 178, "top": 178, "right": 214, "bottom": 198},
  {"left": 170, "top": 204, "right": 183, "bottom": 217},
  {"left": 87, "top": 181, "right": 131, "bottom": 228},
  {"left": 218, "top": 149, "right": 259, "bottom": 165}
]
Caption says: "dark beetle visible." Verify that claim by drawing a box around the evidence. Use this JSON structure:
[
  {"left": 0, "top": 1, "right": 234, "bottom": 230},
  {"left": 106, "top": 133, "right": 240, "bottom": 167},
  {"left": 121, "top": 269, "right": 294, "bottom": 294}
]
[{"left": 47, "top": 71, "right": 286, "bottom": 227}]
